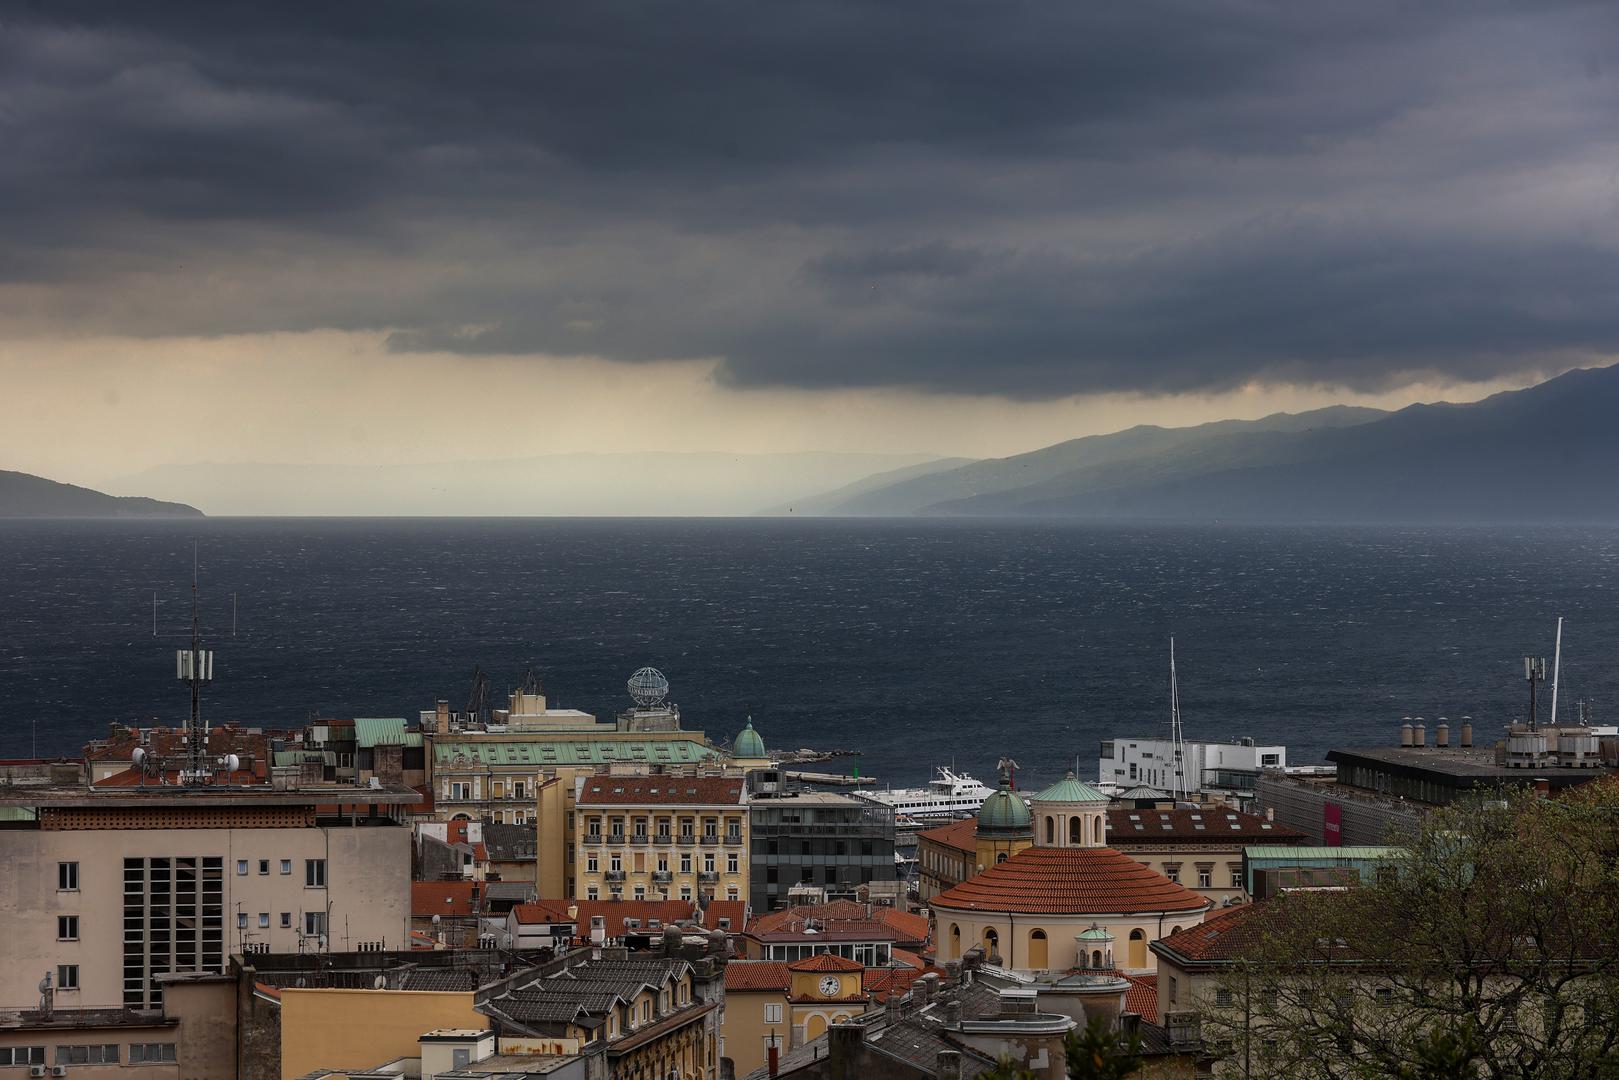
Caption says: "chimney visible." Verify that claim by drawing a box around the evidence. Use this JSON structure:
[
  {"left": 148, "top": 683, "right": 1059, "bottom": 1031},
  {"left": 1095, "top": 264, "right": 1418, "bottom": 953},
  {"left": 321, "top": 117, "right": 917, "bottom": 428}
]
[
  {"left": 1461, "top": 719, "right": 1473, "bottom": 748},
  {"left": 768, "top": 1042, "right": 780, "bottom": 1077},
  {"left": 935, "top": 1049, "right": 962, "bottom": 1080},
  {"left": 1535, "top": 778, "right": 1551, "bottom": 797},
  {"left": 1264, "top": 807, "right": 1274, "bottom": 822},
  {"left": 1435, "top": 721, "right": 1450, "bottom": 748},
  {"left": 1412, "top": 720, "right": 1426, "bottom": 748},
  {"left": 1400, "top": 720, "right": 1414, "bottom": 748},
  {"left": 942, "top": 997, "right": 962, "bottom": 1026},
  {"left": 828, "top": 1023, "right": 864, "bottom": 1073}
]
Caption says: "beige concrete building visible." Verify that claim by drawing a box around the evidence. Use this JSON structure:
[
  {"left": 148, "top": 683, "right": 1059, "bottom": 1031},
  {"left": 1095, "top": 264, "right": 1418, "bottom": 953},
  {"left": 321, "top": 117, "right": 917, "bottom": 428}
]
[
  {"left": 574, "top": 776, "right": 749, "bottom": 904},
  {"left": 0, "top": 779, "right": 415, "bottom": 1015}
]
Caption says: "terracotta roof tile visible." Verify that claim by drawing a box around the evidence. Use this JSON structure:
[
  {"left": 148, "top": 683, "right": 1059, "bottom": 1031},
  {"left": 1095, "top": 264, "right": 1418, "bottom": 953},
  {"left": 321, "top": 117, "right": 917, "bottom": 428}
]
[
  {"left": 702, "top": 900, "right": 749, "bottom": 931},
  {"left": 929, "top": 846, "right": 1210, "bottom": 916},
  {"left": 1122, "top": 973, "right": 1157, "bottom": 1017},
  {"left": 577, "top": 777, "right": 744, "bottom": 806},
  {"left": 1151, "top": 902, "right": 1266, "bottom": 962},
  {"left": 917, "top": 817, "right": 978, "bottom": 855},
  {"left": 724, "top": 961, "right": 791, "bottom": 992},
  {"left": 786, "top": 953, "right": 864, "bottom": 973},
  {"left": 1106, "top": 807, "right": 1304, "bottom": 842},
  {"left": 511, "top": 898, "right": 698, "bottom": 939},
  {"left": 747, "top": 900, "right": 868, "bottom": 935},
  {"left": 412, "top": 881, "right": 481, "bottom": 917},
  {"left": 873, "top": 907, "right": 931, "bottom": 944}
]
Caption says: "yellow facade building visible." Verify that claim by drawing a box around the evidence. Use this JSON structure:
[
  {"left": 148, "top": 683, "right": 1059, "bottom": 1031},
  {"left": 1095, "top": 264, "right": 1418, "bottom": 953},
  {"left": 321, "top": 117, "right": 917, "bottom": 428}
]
[{"left": 573, "top": 776, "right": 750, "bottom": 904}]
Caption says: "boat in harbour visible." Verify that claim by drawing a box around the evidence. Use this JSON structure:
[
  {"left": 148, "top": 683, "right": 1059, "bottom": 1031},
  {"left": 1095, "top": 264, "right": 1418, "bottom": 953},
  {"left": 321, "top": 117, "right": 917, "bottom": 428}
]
[{"left": 860, "top": 767, "right": 995, "bottom": 819}]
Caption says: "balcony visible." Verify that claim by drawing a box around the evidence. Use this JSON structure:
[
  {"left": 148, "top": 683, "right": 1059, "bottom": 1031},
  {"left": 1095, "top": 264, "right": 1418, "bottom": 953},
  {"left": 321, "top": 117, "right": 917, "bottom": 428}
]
[
  {"left": 654, "top": 834, "right": 673, "bottom": 846},
  {"left": 582, "top": 835, "right": 603, "bottom": 846},
  {"left": 606, "top": 835, "right": 627, "bottom": 846},
  {"left": 630, "top": 834, "right": 650, "bottom": 846},
  {"left": 724, "top": 834, "right": 744, "bottom": 846},
  {"left": 677, "top": 835, "right": 696, "bottom": 846},
  {"left": 605, "top": 870, "right": 626, "bottom": 883},
  {"left": 697, "top": 871, "right": 720, "bottom": 883},
  {"left": 652, "top": 871, "right": 673, "bottom": 884},
  {"left": 701, "top": 835, "right": 720, "bottom": 846}
]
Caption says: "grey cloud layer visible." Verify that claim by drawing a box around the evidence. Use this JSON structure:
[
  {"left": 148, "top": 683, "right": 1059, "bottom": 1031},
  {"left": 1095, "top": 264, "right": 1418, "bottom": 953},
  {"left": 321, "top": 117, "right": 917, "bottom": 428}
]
[{"left": 5, "top": 1, "right": 1619, "bottom": 395}]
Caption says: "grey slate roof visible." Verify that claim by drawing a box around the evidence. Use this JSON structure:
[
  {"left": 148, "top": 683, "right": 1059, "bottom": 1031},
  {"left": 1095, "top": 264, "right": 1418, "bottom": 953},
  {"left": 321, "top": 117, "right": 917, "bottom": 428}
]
[
  {"left": 400, "top": 968, "right": 480, "bottom": 993},
  {"left": 484, "top": 881, "right": 539, "bottom": 903},
  {"left": 483, "top": 956, "right": 687, "bottom": 1031},
  {"left": 482, "top": 822, "right": 539, "bottom": 861}
]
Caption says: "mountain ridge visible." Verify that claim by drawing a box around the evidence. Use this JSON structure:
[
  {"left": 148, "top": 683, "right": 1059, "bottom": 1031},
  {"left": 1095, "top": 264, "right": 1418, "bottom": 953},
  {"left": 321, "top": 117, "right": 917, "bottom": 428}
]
[{"left": 0, "top": 470, "right": 203, "bottom": 518}]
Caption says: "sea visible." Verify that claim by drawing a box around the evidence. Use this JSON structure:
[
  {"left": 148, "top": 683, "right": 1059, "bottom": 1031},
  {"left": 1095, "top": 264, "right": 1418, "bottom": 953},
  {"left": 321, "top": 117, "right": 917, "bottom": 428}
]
[{"left": 2, "top": 518, "right": 1617, "bottom": 791}]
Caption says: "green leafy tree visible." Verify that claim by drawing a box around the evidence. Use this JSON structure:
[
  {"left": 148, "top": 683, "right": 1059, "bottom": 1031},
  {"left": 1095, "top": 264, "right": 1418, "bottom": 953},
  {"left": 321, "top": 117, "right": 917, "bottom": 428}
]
[{"left": 1200, "top": 785, "right": 1619, "bottom": 1080}]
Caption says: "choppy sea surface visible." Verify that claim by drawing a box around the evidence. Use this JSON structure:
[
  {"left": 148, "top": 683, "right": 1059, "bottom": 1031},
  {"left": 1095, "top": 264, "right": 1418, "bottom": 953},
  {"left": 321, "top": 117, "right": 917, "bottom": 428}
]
[{"left": 2, "top": 518, "right": 1616, "bottom": 790}]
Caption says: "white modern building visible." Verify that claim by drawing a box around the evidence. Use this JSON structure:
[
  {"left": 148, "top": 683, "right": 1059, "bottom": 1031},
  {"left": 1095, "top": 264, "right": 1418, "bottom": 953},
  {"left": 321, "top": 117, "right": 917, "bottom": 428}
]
[{"left": 1095, "top": 737, "right": 1286, "bottom": 799}]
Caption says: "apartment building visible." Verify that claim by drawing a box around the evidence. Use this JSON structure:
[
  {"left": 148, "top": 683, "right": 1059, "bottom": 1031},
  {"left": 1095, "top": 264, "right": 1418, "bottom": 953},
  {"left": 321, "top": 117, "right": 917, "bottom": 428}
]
[
  {"left": 573, "top": 776, "right": 749, "bottom": 903},
  {"left": 0, "top": 776, "right": 415, "bottom": 1013},
  {"left": 747, "top": 792, "right": 896, "bottom": 912}
]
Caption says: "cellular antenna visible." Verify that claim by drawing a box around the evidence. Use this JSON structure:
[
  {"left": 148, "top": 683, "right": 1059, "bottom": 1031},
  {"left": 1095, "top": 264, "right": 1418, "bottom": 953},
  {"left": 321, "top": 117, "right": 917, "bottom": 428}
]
[{"left": 176, "top": 544, "right": 214, "bottom": 785}]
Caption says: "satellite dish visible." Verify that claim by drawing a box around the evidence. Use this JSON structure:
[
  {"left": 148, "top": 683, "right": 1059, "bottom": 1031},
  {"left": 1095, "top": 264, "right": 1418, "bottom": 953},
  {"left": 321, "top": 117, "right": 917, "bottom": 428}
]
[
  {"left": 132, "top": 747, "right": 146, "bottom": 768},
  {"left": 628, "top": 667, "right": 670, "bottom": 708},
  {"left": 225, "top": 754, "right": 241, "bottom": 773},
  {"left": 374, "top": 975, "right": 387, "bottom": 990},
  {"left": 432, "top": 914, "right": 442, "bottom": 927}
]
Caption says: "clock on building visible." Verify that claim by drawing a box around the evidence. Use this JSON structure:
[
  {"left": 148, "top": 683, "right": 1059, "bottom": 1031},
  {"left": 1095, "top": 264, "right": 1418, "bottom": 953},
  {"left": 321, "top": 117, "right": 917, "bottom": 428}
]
[{"left": 819, "top": 975, "right": 841, "bottom": 997}]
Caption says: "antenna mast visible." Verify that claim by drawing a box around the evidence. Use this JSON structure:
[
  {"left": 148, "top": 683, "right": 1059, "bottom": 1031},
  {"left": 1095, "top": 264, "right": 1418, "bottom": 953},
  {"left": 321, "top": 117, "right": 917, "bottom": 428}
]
[
  {"left": 1169, "top": 637, "right": 1188, "bottom": 802},
  {"left": 1550, "top": 617, "right": 1563, "bottom": 728},
  {"left": 177, "top": 544, "right": 214, "bottom": 785}
]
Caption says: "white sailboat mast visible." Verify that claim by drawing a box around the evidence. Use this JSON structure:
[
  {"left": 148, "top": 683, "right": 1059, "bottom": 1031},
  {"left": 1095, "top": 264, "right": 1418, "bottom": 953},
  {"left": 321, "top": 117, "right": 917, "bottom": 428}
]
[{"left": 1170, "top": 636, "right": 1187, "bottom": 801}]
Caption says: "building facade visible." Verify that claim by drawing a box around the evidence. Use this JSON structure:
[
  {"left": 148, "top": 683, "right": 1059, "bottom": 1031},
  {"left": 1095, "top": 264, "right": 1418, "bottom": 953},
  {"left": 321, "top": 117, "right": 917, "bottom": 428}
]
[
  {"left": 573, "top": 776, "right": 749, "bottom": 903},
  {"left": 748, "top": 792, "right": 896, "bottom": 911},
  {"left": 1097, "top": 738, "right": 1286, "bottom": 799},
  {"left": 0, "top": 783, "right": 414, "bottom": 1013}
]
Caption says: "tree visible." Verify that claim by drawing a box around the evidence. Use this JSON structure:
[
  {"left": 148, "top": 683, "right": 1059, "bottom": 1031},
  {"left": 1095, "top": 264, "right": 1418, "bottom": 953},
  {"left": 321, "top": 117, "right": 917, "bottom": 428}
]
[
  {"left": 979, "top": 1015, "right": 1142, "bottom": 1080},
  {"left": 1201, "top": 785, "right": 1619, "bottom": 1080}
]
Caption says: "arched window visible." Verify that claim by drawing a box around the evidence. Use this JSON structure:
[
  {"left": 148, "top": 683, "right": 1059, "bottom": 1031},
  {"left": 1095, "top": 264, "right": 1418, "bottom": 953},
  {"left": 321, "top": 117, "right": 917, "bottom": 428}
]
[
  {"left": 1045, "top": 816, "right": 1055, "bottom": 845},
  {"left": 1127, "top": 928, "right": 1147, "bottom": 969},
  {"left": 1091, "top": 949, "right": 1103, "bottom": 969},
  {"left": 1027, "top": 929, "right": 1048, "bottom": 970},
  {"left": 950, "top": 923, "right": 961, "bottom": 958},
  {"left": 1093, "top": 816, "right": 1103, "bottom": 843},
  {"left": 1172, "top": 925, "right": 1183, "bottom": 935},
  {"left": 1069, "top": 816, "right": 1081, "bottom": 844},
  {"left": 983, "top": 927, "right": 1000, "bottom": 958},
  {"left": 995, "top": 852, "right": 1008, "bottom": 864}
]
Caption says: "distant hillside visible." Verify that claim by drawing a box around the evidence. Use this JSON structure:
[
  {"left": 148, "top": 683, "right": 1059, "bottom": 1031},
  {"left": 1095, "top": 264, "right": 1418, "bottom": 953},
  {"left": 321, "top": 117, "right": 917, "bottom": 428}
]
[
  {"left": 756, "top": 456, "right": 976, "bottom": 516},
  {"left": 0, "top": 470, "right": 202, "bottom": 518},
  {"left": 805, "top": 405, "right": 1385, "bottom": 516}
]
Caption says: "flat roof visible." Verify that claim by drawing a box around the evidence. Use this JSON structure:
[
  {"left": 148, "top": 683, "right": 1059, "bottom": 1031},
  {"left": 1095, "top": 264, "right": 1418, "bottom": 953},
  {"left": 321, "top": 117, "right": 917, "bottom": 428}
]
[
  {"left": 752, "top": 792, "right": 876, "bottom": 806},
  {"left": 0, "top": 782, "right": 422, "bottom": 808},
  {"left": 1327, "top": 746, "right": 1615, "bottom": 786}
]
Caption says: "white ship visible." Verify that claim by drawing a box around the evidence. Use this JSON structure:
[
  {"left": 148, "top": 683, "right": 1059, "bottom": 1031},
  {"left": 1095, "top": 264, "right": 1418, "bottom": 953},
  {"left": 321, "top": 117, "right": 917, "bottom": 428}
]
[{"left": 861, "top": 767, "right": 995, "bottom": 819}]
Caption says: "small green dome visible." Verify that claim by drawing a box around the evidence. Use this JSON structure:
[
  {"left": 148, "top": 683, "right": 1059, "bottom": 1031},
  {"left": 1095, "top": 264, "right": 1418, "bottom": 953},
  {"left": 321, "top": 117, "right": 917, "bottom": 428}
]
[
  {"left": 1078, "top": 923, "right": 1114, "bottom": 941},
  {"left": 977, "top": 785, "right": 1033, "bottom": 833},
  {"left": 1031, "top": 771, "right": 1110, "bottom": 805},
  {"left": 734, "top": 718, "right": 766, "bottom": 759}
]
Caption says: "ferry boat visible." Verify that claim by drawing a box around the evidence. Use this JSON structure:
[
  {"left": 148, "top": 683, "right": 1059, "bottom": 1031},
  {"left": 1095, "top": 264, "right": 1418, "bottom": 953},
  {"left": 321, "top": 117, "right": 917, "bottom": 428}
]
[{"left": 861, "top": 767, "right": 995, "bottom": 819}]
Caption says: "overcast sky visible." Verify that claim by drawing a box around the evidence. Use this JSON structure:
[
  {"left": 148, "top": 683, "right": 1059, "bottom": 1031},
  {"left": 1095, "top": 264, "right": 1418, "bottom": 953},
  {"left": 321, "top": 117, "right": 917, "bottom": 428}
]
[{"left": 4, "top": 2, "right": 1617, "bottom": 489}]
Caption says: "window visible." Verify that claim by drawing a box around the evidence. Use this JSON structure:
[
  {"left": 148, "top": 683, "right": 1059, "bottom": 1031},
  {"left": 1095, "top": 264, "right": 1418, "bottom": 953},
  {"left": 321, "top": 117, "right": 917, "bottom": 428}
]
[
  {"left": 56, "top": 1045, "right": 120, "bottom": 1065},
  {"left": 587, "top": 855, "right": 599, "bottom": 873},
  {"left": 237, "top": 913, "right": 249, "bottom": 929},
  {"left": 1168, "top": 976, "right": 1178, "bottom": 1003},
  {"left": 0, "top": 1048, "right": 45, "bottom": 1066},
  {"left": 727, "top": 853, "right": 739, "bottom": 874},
  {"left": 680, "top": 854, "right": 692, "bottom": 874},
  {"left": 1198, "top": 868, "right": 1213, "bottom": 888},
  {"left": 587, "top": 886, "right": 599, "bottom": 900},
  {"left": 57, "top": 915, "right": 79, "bottom": 940},
  {"left": 258, "top": 913, "right": 270, "bottom": 928},
  {"left": 1232, "top": 870, "right": 1244, "bottom": 889},
  {"left": 130, "top": 1044, "right": 178, "bottom": 1064},
  {"left": 764, "top": 1003, "right": 783, "bottom": 1022},
  {"left": 305, "top": 911, "right": 327, "bottom": 937},
  {"left": 57, "top": 964, "right": 79, "bottom": 990},
  {"left": 1164, "top": 864, "right": 1181, "bottom": 883},
  {"left": 236, "top": 859, "right": 249, "bottom": 876},
  {"left": 280, "top": 859, "right": 292, "bottom": 875},
  {"left": 450, "top": 781, "right": 471, "bottom": 800},
  {"left": 305, "top": 859, "right": 326, "bottom": 887},
  {"left": 258, "top": 859, "right": 270, "bottom": 875},
  {"left": 633, "top": 886, "right": 646, "bottom": 900},
  {"left": 58, "top": 862, "right": 78, "bottom": 891},
  {"left": 280, "top": 913, "right": 292, "bottom": 928},
  {"left": 1215, "top": 988, "right": 1234, "bottom": 1007}
]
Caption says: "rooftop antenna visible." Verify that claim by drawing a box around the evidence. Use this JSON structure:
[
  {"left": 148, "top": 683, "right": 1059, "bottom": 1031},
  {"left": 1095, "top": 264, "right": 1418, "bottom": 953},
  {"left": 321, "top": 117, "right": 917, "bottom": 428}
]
[
  {"left": 1549, "top": 617, "right": 1563, "bottom": 728},
  {"left": 1168, "top": 637, "right": 1188, "bottom": 801},
  {"left": 1524, "top": 655, "right": 1547, "bottom": 731},
  {"left": 177, "top": 542, "right": 214, "bottom": 785}
]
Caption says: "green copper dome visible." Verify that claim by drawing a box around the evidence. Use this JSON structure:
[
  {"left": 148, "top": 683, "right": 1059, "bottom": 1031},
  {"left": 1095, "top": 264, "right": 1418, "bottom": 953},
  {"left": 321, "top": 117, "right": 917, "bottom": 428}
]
[
  {"left": 734, "top": 718, "right": 766, "bottom": 759},
  {"left": 977, "top": 784, "right": 1033, "bottom": 833},
  {"left": 1078, "top": 923, "right": 1114, "bottom": 941},
  {"left": 1030, "top": 771, "right": 1111, "bottom": 805}
]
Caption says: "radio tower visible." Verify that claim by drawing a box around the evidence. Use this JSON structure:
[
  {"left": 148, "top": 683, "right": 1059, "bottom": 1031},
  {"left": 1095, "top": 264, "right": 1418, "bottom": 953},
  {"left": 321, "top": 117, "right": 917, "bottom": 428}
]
[
  {"left": 177, "top": 549, "right": 214, "bottom": 785},
  {"left": 1169, "top": 637, "right": 1188, "bottom": 802}
]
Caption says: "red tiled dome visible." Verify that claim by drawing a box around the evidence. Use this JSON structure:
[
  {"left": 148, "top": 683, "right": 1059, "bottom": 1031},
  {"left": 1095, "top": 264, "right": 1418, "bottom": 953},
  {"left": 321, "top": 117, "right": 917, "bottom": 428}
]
[{"left": 929, "top": 846, "right": 1209, "bottom": 915}]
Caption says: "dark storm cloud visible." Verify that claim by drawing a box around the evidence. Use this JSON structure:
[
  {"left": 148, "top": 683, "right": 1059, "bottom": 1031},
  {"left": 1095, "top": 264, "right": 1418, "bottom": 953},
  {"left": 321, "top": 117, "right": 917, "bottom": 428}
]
[{"left": 6, "top": 1, "right": 1619, "bottom": 395}]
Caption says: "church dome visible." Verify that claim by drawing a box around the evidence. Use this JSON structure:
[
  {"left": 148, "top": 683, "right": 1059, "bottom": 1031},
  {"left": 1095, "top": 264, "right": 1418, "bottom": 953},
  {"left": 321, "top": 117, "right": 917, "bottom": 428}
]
[
  {"left": 978, "top": 781, "right": 1032, "bottom": 834},
  {"left": 734, "top": 718, "right": 766, "bottom": 759},
  {"left": 1031, "top": 772, "right": 1110, "bottom": 805}
]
